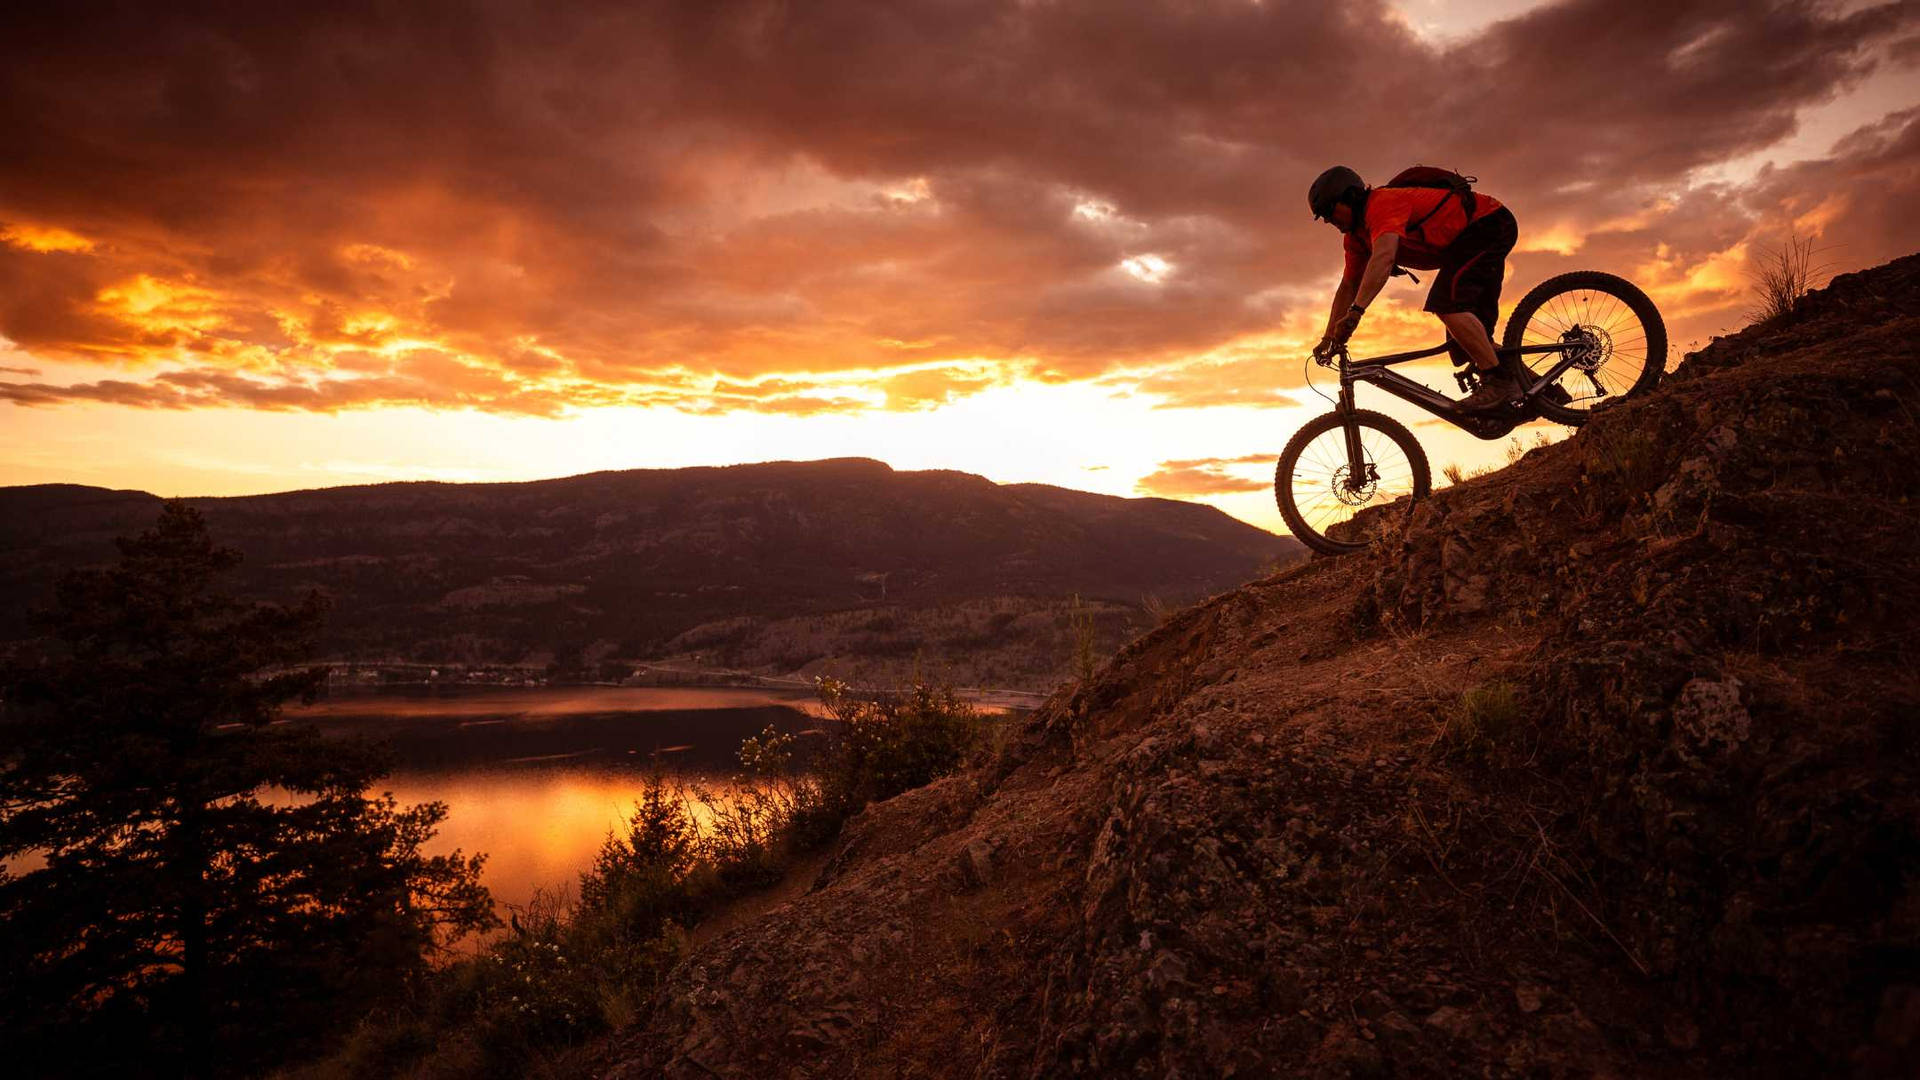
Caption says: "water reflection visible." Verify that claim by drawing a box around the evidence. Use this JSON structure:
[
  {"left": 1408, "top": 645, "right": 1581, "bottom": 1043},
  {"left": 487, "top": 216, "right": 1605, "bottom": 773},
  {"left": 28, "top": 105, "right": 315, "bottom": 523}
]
[
  {"left": 378, "top": 768, "right": 743, "bottom": 914},
  {"left": 286, "top": 685, "right": 824, "bottom": 911}
]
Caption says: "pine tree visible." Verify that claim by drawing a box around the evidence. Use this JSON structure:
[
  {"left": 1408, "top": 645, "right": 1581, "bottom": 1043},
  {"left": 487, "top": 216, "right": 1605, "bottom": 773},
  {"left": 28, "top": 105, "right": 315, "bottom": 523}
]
[{"left": 0, "top": 502, "right": 496, "bottom": 1077}]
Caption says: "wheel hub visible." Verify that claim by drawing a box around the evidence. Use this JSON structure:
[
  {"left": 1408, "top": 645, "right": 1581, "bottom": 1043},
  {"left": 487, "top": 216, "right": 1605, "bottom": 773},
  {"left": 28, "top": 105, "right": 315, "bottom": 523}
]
[
  {"left": 1561, "top": 325, "right": 1613, "bottom": 372},
  {"left": 1332, "top": 463, "right": 1379, "bottom": 506}
]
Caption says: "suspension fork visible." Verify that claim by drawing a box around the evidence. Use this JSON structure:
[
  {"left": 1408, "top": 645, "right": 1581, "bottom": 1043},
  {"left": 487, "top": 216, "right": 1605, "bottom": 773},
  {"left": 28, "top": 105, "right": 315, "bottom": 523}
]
[{"left": 1337, "top": 359, "right": 1367, "bottom": 491}]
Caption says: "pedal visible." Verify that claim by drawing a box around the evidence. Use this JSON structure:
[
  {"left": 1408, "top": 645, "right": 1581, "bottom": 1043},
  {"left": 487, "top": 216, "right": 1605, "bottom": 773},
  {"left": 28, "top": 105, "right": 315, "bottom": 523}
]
[{"left": 1454, "top": 368, "right": 1478, "bottom": 394}]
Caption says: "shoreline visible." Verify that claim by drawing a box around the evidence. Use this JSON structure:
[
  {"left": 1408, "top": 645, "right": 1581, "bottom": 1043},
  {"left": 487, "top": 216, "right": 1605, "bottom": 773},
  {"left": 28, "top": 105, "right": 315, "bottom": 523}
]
[{"left": 316, "top": 661, "right": 1052, "bottom": 710}]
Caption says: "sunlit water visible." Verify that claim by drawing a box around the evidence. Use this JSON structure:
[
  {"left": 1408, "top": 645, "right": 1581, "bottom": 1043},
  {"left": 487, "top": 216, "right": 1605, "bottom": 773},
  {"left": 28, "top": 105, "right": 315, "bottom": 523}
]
[
  {"left": 284, "top": 685, "right": 827, "bottom": 912},
  {"left": 9, "top": 684, "right": 1009, "bottom": 919},
  {"left": 376, "top": 766, "right": 746, "bottom": 915}
]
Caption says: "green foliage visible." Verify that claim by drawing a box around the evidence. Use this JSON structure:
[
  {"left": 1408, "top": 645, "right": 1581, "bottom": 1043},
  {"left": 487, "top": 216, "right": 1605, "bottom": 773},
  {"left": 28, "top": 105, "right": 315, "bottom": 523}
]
[
  {"left": 469, "top": 908, "right": 598, "bottom": 1046},
  {"left": 0, "top": 502, "right": 495, "bottom": 1078},
  {"left": 814, "top": 676, "right": 981, "bottom": 812},
  {"left": 578, "top": 779, "right": 699, "bottom": 925}
]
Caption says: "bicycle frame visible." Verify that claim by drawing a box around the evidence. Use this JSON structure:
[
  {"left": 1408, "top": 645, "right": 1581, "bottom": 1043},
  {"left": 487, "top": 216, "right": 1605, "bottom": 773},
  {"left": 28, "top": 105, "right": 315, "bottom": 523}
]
[
  {"left": 1334, "top": 338, "right": 1583, "bottom": 440},
  {"left": 1324, "top": 338, "right": 1586, "bottom": 493}
]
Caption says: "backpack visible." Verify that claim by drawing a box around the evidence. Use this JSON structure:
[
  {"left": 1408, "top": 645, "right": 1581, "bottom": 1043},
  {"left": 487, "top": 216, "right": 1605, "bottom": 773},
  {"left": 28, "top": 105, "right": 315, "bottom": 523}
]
[{"left": 1382, "top": 165, "right": 1477, "bottom": 240}]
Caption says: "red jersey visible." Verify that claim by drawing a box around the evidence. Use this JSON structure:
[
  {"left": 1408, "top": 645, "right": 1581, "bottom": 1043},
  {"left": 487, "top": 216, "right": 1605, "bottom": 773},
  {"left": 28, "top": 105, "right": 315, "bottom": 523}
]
[{"left": 1342, "top": 187, "right": 1506, "bottom": 278}]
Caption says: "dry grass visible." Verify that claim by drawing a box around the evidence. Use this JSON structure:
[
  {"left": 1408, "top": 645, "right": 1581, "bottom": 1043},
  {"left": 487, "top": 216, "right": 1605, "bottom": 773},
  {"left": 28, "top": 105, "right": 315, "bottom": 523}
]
[
  {"left": 1746, "top": 233, "right": 1831, "bottom": 324},
  {"left": 1445, "top": 431, "right": 1559, "bottom": 488},
  {"left": 1437, "top": 680, "right": 1525, "bottom": 759},
  {"left": 1140, "top": 593, "right": 1172, "bottom": 625},
  {"left": 1068, "top": 594, "right": 1098, "bottom": 683},
  {"left": 1506, "top": 430, "right": 1556, "bottom": 465}
]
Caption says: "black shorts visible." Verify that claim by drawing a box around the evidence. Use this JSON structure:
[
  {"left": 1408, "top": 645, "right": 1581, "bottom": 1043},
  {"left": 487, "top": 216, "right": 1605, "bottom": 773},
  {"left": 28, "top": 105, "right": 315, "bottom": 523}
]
[{"left": 1422, "top": 206, "right": 1518, "bottom": 341}]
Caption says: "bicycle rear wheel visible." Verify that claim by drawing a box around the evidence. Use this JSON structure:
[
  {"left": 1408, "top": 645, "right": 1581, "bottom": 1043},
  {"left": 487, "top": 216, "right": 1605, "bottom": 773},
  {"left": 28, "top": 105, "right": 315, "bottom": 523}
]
[
  {"left": 1275, "top": 409, "right": 1431, "bottom": 556},
  {"left": 1501, "top": 271, "right": 1667, "bottom": 425}
]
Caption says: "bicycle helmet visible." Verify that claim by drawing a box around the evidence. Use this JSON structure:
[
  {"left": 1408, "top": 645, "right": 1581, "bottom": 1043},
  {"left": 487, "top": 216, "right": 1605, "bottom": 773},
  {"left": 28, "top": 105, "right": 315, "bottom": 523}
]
[{"left": 1308, "top": 165, "right": 1366, "bottom": 221}]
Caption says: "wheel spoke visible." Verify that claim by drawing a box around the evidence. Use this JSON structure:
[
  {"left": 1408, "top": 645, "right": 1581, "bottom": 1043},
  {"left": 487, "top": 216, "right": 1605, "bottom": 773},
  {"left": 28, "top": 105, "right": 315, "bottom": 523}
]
[
  {"left": 1281, "top": 416, "right": 1426, "bottom": 548},
  {"left": 1503, "top": 276, "right": 1664, "bottom": 417}
]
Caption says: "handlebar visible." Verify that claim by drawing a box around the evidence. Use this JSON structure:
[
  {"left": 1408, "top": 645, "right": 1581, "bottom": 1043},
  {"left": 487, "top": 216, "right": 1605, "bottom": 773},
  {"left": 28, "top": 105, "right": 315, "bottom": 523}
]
[{"left": 1312, "top": 343, "right": 1349, "bottom": 368}]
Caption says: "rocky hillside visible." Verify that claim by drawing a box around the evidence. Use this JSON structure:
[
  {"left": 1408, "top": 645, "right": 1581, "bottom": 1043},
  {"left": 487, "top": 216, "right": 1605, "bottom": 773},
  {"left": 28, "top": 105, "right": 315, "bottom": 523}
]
[
  {"left": 600, "top": 253, "right": 1920, "bottom": 1077},
  {"left": 0, "top": 461, "right": 1298, "bottom": 679}
]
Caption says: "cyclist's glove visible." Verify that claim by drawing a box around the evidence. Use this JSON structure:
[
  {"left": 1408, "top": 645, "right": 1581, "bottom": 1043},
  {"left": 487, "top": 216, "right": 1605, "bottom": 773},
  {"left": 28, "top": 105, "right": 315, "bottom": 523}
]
[{"left": 1311, "top": 336, "right": 1337, "bottom": 361}]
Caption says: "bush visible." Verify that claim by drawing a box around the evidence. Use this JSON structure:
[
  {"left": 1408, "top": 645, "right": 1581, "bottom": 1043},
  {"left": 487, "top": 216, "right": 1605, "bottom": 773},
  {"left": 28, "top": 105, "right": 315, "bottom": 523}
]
[
  {"left": 811, "top": 677, "right": 981, "bottom": 815},
  {"left": 1440, "top": 680, "right": 1526, "bottom": 758},
  {"left": 463, "top": 902, "right": 598, "bottom": 1051},
  {"left": 578, "top": 779, "right": 699, "bottom": 925},
  {"left": 1746, "top": 232, "right": 1831, "bottom": 324}
]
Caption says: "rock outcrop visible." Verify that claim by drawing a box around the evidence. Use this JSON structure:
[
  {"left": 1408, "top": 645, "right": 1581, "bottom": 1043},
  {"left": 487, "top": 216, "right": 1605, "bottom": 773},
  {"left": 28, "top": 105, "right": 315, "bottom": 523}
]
[{"left": 603, "top": 254, "right": 1920, "bottom": 1078}]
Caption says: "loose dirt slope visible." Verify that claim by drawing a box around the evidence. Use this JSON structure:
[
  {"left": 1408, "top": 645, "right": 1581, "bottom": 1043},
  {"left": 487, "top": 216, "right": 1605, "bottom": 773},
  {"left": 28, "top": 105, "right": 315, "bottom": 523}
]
[{"left": 603, "top": 254, "right": 1920, "bottom": 1078}]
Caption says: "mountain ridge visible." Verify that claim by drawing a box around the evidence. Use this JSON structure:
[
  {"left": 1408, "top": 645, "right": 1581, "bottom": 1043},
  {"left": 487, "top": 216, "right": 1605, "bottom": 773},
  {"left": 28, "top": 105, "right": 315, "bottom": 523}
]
[{"left": 1, "top": 460, "right": 1300, "bottom": 689}]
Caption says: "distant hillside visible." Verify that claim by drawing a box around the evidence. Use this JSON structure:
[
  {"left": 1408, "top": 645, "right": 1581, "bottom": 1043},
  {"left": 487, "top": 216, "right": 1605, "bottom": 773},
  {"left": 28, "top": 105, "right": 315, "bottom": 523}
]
[
  {"left": 0, "top": 459, "right": 1299, "bottom": 685},
  {"left": 602, "top": 256, "right": 1920, "bottom": 1078}
]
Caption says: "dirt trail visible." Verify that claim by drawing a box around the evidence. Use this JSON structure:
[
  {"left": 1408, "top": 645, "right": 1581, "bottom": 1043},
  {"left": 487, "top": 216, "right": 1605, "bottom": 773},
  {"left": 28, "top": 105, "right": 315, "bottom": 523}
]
[
  {"left": 600, "top": 253, "right": 1920, "bottom": 1078},
  {"left": 685, "top": 849, "right": 833, "bottom": 951}
]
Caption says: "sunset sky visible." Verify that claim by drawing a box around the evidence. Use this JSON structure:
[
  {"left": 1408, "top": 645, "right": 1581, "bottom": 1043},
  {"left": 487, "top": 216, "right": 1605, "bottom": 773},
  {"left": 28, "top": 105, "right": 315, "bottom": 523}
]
[{"left": 2, "top": 0, "right": 1917, "bottom": 533}]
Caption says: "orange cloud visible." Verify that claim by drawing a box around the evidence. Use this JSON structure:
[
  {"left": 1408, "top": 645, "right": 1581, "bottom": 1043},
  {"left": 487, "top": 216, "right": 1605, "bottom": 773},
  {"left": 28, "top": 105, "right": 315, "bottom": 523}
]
[
  {"left": 0, "top": 223, "right": 93, "bottom": 253},
  {"left": 0, "top": 0, "right": 1915, "bottom": 424},
  {"left": 1136, "top": 454, "right": 1275, "bottom": 497}
]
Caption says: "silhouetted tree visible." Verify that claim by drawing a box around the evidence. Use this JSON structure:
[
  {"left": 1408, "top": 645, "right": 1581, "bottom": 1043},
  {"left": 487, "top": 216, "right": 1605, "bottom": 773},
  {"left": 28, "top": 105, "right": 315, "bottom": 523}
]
[{"left": 0, "top": 502, "right": 495, "bottom": 1078}]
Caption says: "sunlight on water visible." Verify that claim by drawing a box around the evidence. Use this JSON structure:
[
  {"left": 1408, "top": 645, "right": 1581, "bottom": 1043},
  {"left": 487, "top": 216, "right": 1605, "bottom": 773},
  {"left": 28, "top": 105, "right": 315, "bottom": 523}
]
[
  {"left": 379, "top": 768, "right": 744, "bottom": 912},
  {"left": 286, "top": 685, "right": 818, "bottom": 914},
  {"left": 12, "top": 685, "right": 998, "bottom": 919}
]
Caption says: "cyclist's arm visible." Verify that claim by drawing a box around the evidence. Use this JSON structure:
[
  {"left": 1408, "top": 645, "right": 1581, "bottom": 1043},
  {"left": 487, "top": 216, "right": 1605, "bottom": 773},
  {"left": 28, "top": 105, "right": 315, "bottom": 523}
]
[
  {"left": 1352, "top": 233, "right": 1401, "bottom": 311},
  {"left": 1323, "top": 274, "right": 1360, "bottom": 339}
]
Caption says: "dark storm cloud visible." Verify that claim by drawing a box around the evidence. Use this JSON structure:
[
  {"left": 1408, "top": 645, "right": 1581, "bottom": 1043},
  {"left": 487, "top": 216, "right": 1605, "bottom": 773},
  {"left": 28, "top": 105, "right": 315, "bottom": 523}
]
[{"left": 0, "top": 0, "right": 1914, "bottom": 413}]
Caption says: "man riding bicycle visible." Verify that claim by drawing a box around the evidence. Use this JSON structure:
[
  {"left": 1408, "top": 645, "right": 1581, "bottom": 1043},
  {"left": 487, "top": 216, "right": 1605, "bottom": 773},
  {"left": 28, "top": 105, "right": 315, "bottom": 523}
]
[{"left": 1308, "top": 165, "right": 1521, "bottom": 411}]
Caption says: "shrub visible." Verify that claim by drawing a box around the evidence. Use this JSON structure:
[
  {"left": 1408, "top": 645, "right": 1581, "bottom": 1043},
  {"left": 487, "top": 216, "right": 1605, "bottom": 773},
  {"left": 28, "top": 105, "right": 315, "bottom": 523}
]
[
  {"left": 1440, "top": 680, "right": 1526, "bottom": 758},
  {"left": 577, "top": 778, "right": 699, "bottom": 931},
  {"left": 1745, "top": 232, "right": 1831, "bottom": 324},
  {"left": 1582, "top": 422, "right": 1666, "bottom": 498},
  {"left": 814, "top": 676, "right": 981, "bottom": 810}
]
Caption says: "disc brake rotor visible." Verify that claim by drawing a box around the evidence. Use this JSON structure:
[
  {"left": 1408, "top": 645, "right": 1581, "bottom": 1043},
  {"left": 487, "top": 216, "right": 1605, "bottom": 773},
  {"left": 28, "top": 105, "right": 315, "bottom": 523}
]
[
  {"left": 1560, "top": 325, "right": 1613, "bottom": 372},
  {"left": 1557, "top": 325, "right": 1616, "bottom": 398},
  {"left": 1331, "top": 463, "right": 1378, "bottom": 507}
]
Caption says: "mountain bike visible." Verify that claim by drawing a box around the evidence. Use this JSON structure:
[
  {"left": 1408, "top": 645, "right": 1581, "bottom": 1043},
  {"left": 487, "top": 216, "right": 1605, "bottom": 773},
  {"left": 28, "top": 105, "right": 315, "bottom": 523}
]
[{"left": 1275, "top": 271, "right": 1667, "bottom": 556}]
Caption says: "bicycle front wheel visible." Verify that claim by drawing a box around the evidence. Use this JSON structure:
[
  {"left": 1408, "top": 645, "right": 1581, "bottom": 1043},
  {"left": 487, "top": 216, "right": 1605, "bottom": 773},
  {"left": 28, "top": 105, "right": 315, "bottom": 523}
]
[
  {"left": 1501, "top": 270, "right": 1667, "bottom": 425},
  {"left": 1275, "top": 409, "right": 1431, "bottom": 556}
]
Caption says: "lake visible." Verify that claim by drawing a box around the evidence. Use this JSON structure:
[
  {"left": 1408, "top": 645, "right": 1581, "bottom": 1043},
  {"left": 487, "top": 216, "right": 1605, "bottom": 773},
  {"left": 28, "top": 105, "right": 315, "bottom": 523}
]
[{"left": 287, "top": 684, "right": 829, "bottom": 913}]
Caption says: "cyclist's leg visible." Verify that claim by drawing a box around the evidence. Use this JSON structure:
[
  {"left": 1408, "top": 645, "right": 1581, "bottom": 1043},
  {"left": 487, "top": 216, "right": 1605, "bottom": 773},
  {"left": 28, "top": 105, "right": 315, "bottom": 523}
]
[
  {"left": 1427, "top": 207, "right": 1517, "bottom": 374},
  {"left": 1439, "top": 311, "right": 1500, "bottom": 372}
]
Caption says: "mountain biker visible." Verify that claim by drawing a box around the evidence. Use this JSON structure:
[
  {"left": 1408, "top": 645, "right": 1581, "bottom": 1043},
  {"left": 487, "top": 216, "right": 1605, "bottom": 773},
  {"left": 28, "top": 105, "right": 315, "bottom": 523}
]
[{"left": 1308, "top": 166, "right": 1521, "bottom": 411}]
